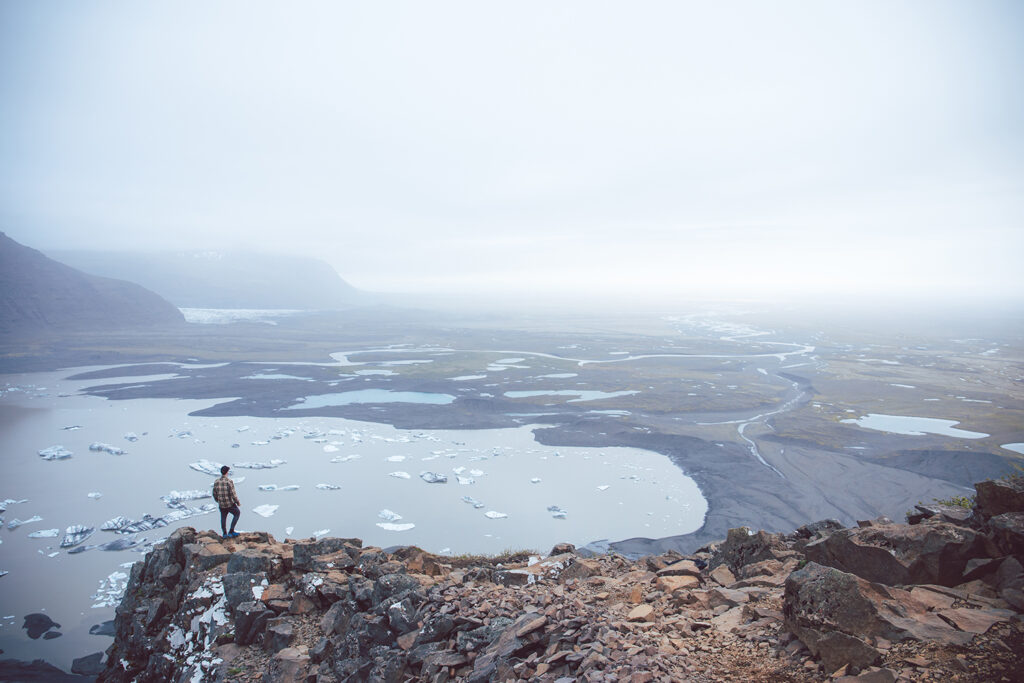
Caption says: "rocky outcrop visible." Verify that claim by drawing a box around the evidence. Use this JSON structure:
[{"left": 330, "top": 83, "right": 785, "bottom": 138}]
[{"left": 95, "top": 479, "right": 1024, "bottom": 682}]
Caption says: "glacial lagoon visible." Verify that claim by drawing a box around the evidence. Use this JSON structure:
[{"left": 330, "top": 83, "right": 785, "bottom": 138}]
[{"left": 0, "top": 366, "right": 707, "bottom": 669}]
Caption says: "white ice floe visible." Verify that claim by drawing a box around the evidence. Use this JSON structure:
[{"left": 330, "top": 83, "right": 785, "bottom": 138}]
[
  {"left": 376, "top": 522, "right": 415, "bottom": 531},
  {"left": 62, "top": 425, "right": 83, "bottom": 431},
  {"left": 161, "top": 490, "right": 211, "bottom": 506},
  {"left": 189, "top": 459, "right": 223, "bottom": 475},
  {"left": 597, "top": 485, "right": 610, "bottom": 491},
  {"left": 233, "top": 460, "right": 286, "bottom": 469},
  {"left": 378, "top": 509, "right": 403, "bottom": 521},
  {"left": 0, "top": 570, "right": 7, "bottom": 578},
  {"left": 257, "top": 484, "right": 299, "bottom": 491},
  {"left": 389, "top": 471, "right": 411, "bottom": 479},
  {"left": 252, "top": 504, "right": 279, "bottom": 518},
  {"left": 420, "top": 471, "right": 447, "bottom": 484},
  {"left": 28, "top": 529, "right": 60, "bottom": 538},
  {"left": 452, "top": 466, "right": 466, "bottom": 475},
  {"left": 124, "top": 432, "right": 139, "bottom": 442},
  {"left": 386, "top": 455, "right": 407, "bottom": 462},
  {"left": 323, "top": 444, "right": 339, "bottom": 453},
  {"left": 90, "top": 571, "right": 130, "bottom": 608},
  {"left": 38, "top": 445, "right": 72, "bottom": 460},
  {"left": 331, "top": 454, "right": 360, "bottom": 462},
  {"left": 88, "top": 492, "right": 102, "bottom": 499},
  {"left": 7, "top": 515, "right": 43, "bottom": 530},
  {"left": 456, "top": 476, "right": 475, "bottom": 485},
  {"left": 101, "top": 516, "right": 132, "bottom": 531},
  {"left": 469, "top": 469, "right": 484, "bottom": 477},
  {"left": 316, "top": 484, "right": 341, "bottom": 490},
  {"left": 462, "top": 496, "right": 485, "bottom": 509},
  {"left": 547, "top": 505, "right": 568, "bottom": 519},
  {"left": 237, "top": 426, "right": 250, "bottom": 432},
  {"left": 284, "top": 526, "right": 294, "bottom": 535},
  {"left": 313, "top": 529, "right": 330, "bottom": 539},
  {"left": 530, "top": 478, "right": 542, "bottom": 484},
  {"left": 484, "top": 511, "right": 508, "bottom": 519},
  {"left": 90, "top": 442, "right": 126, "bottom": 455},
  {"left": 61, "top": 525, "right": 96, "bottom": 548}
]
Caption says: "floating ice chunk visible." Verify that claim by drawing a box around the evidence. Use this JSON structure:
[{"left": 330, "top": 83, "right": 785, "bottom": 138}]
[
  {"left": 419, "top": 471, "right": 447, "bottom": 484},
  {"left": 124, "top": 432, "right": 139, "bottom": 442},
  {"left": 456, "top": 476, "right": 475, "bottom": 485},
  {"left": 61, "top": 525, "right": 96, "bottom": 548},
  {"left": 101, "top": 516, "right": 132, "bottom": 531},
  {"left": 469, "top": 469, "right": 484, "bottom": 477},
  {"left": 331, "top": 454, "right": 360, "bottom": 463},
  {"left": 7, "top": 515, "right": 43, "bottom": 530},
  {"left": 257, "top": 484, "right": 299, "bottom": 491},
  {"left": 100, "top": 537, "right": 144, "bottom": 551},
  {"left": 461, "top": 496, "right": 485, "bottom": 509},
  {"left": 233, "top": 460, "right": 286, "bottom": 469},
  {"left": 88, "top": 492, "right": 102, "bottom": 499},
  {"left": 189, "top": 460, "right": 223, "bottom": 476},
  {"left": 62, "top": 425, "right": 83, "bottom": 431},
  {"left": 452, "top": 466, "right": 466, "bottom": 475},
  {"left": 28, "top": 529, "right": 59, "bottom": 538},
  {"left": 161, "top": 490, "right": 211, "bottom": 506},
  {"left": 237, "top": 426, "right": 250, "bottom": 432},
  {"left": 597, "top": 485, "right": 610, "bottom": 491},
  {"left": 316, "top": 484, "right": 340, "bottom": 490},
  {"left": 378, "top": 509, "right": 403, "bottom": 522},
  {"left": 252, "top": 504, "right": 279, "bottom": 518},
  {"left": 376, "top": 522, "right": 415, "bottom": 531},
  {"left": 484, "top": 511, "right": 507, "bottom": 519},
  {"left": 386, "top": 455, "right": 407, "bottom": 462},
  {"left": 38, "top": 445, "right": 72, "bottom": 460},
  {"left": 0, "top": 570, "right": 7, "bottom": 578},
  {"left": 284, "top": 526, "right": 294, "bottom": 535},
  {"left": 312, "top": 529, "right": 329, "bottom": 539},
  {"left": 90, "top": 571, "right": 130, "bottom": 608},
  {"left": 251, "top": 440, "right": 270, "bottom": 446},
  {"left": 322, "top": 444, "right": 338, "bottom": 453},
  {"left": 547, "top": 505, "right": 568, "bottom": 519},
  {"left": 389, "top": 471, "right": 411, "bottom": 479},
  {"left": 530, "top": 478, "right": 541, "bottom": 484}
]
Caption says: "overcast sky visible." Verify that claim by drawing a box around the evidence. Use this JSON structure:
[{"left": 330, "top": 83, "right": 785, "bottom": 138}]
[{"left": 1, "top": 1, "right": 1022, "bottom": 302}]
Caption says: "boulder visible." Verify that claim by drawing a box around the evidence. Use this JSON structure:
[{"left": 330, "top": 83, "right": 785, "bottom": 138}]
[
  {"left": 657, "top": 559, "right": 701, "bottom": 577},
  {"left": 803, "top": 521, "right": 986, "bottom": 586},
  {"left": 784, "top": 562, "right": 973, "bottom": 671},
  {"left": 711, "top": 527, "right": 788, "bottom": 574},
  {"left": 263, "top": 618, "right": 294, "bottom": 653},
  {"left": 70, "top": 652, "right": 104, "bottom": 675},
  {"left": 906, "top": 503, "right": 973, "bottom": 526},
  {"left": 234, "top": 600, "right": 274, "bottom": 645},
  {"left": 988, "top": 512, "right": 1024, "bottom": 559},
  {"left": 468, "top": 612, "right": 547, "bottom": 682},
  {"left": 291, "top": 537, "right": 361, "bottom": 570},
  {"left": 222, "top": 572, "right": 268, "bottom": 610},
  {"left": 975, "top": 479, "right": 1024, "bottom": 518},
  {"left": 227, "top": 548, "right": 283, "bottom": 577},
  {"left": 265, "top": 647, "right": 310, "bottom": 683},
  {"left": 656, "top": 575, "right": 700, "bottom": 592}
]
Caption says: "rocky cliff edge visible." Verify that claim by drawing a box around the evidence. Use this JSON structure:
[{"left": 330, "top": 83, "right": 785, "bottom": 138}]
[{"left": 97, "top": 478, "right": 1024, "bottom": 682}]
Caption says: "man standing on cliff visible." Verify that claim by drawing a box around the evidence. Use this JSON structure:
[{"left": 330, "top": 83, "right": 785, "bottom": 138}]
[{"left": 213, "top": 465, "right": 241, "bottom": 539}]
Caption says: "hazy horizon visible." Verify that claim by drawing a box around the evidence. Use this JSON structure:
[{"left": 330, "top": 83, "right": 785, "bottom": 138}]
[{"left": 2, "top": 1, "right": 1022, "bottom": 302}]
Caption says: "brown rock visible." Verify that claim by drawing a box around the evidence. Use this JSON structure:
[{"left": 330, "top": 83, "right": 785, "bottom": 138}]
[
  {"left": 975, "top": 479, "right": 1024, "bottom": 518},
  {"left": 937, "top": 607, "right": 1011, "bottom": 634},
  {"left": 908, "top": 586, "right": 955, "bottom": 611},
  {"left": 657, "top": 559, "right": 701, "bottom": 578},
  {"left": 656, "top": 575, "right": 700, "bottom": 593},
  {"left": 627, "top": 604, "right": 654, "bottom": 622},
  {"left": 628, "top": 585, "right": 644, "bottom": 604},
  {"left": 835, "top": 667, "right": 897, "bottom": 683},
  {"left": 288, "top": 592, "right": 317, "bottom": 615},
  {"left": 515, "top": 614, "right": 547, "bottom": 637},
  {"left": 707, "top": 588, "right": 749, "bottom": 609},
  {"left": 708, "top": 564, "right": 737, "bottom": 587}
]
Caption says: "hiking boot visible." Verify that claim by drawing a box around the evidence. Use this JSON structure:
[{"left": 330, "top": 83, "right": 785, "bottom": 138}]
[{"left": 228, "top": 531, "right": 240, "bottom": 538}]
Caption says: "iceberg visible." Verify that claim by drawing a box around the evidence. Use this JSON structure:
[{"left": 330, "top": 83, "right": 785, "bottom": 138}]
[
  {"left": 419, "top": 471, "right": 447, "bottom": 484},
  {"left": 284, "top": 526, "right": 294, "bottom": 535},
  {"left": 597, "top": 485, "right": 610, "bottom": 491},
  {"left": 530, "top": 478, "right": 542, "bottom": 484},
  {"left": 28, "top": 529, "right": 60, "bottom": 538},
  {"left": 101, "top": 516, "right": 133, "bottom": 532},
  {"left": 7, "top": 515, "right": 43, "bottom": 530},
  {"left": 232, "top": 459, "right": 286, "bottom": 469},
  {"left": 0, "top": 570, "right": 7, "bottom": 578},
  {"left": 456, "top": 476, "right": 475, "bottom": 485},
  {"left": 386, "top": 455, "right": 407, "bottom": 462},
  {"left": 189, "top": 459, "right": 223, "bottom": 476},
  {"left": 257, "top": 484, "right": 299, "bottom": 491},
  {"left": 124, "top": 432, "right": 139, "bottom": 442},
  {"left": 484, "top": 511, "right": 507, "bottom": 519},
  {"left": 62, "top": 425, "right": 83, "bottom": 431},
  {"left": 378, "top": 509, "right": 403, "bottom": 522},
  {"left": 99, "top": 537, "right": 144, "bottom": 551},
  {"left": 389, "top": 471, "right": 411, "bottom": 479},
  {"left": 376, "top": 522, "right": 415, "bottom": 531},
  {"left": 253, "top": 504, "right": 279, "bottom": 518},
  {"left": 330, "top": 454, "right": 360, "bottom": 463},
  {"left": 89, "top": 442, "right": 126, "bottom": 455},
  {"left": 461, "top": 496, "right": 485, "bottom": 509},
  {"left": 61, "top": 525, "right": 96, "bottom": 548},
  {"left": 91, "top": 571, "right": 130, "bottom": 608},
  {"left": 38, "top": 445, "right": 72, "bottom": 460},
  {"left": 312, "top": 529, "right": 330, "bottom": 539},
  {"left": 469, "top": 469, "right": 484, "bottom": 477},
  {"left": 161, "top": 490, "right": 211, "bottom": 506},
  {"left": 315, "top": 484, "right": 340, "bottom": 490},
  {"left": 87, "top": 492, "right": 102, "bottom": 499},
  {"left": 547, "top": 505, "right": 568, "bottom": 519}
]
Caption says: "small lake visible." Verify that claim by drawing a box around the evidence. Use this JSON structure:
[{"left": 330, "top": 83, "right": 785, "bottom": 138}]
[
  {"left": 841, "top": 413, "right": 989, "bottom": 439},
  {"left": 284, "top": 389, "right": 457, "bottom": 408},
  {"left": 504, "top": 390, "right": 639, "bottom": 403}
]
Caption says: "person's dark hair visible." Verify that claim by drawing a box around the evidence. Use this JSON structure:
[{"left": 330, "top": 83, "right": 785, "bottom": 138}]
[{"left": 220, "top": 465, "right": 230, "bottom": 475}]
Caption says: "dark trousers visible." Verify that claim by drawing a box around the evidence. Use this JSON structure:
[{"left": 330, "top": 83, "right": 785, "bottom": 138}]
[{"left": 219, "top": 505, "right": 240, "bottom": 535}]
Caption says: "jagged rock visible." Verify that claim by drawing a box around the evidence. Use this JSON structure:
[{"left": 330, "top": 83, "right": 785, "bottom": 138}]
[
  {"left": 222, "top": 572, "right": 268, "bottom": 610},
  {"left": 468, "top": 612, "right": 545, "bottom": 682},
  {"left": 415, "top": 613, "right": 455, "bottom": 645},
  {"left": 263, "top": 618, "right": 294, "bottom": 653},
  {"left": 311, "top": 636, "right": 333, "bottom": 663},
  {"left": 374, "top": 572, "right": 422, "bottom": 605},
  {"left": 627, "top": 604, "right": 654, "bottom": 621},
  {"left": 227, "top": 548, "right": 283, "bottom": 577},
  {"left": 265, "top": 646, "right": 310, "bottom": 683},
  {"left": 975, "top": 479, "right": 1024, "bottom": 518},
  {"left": 793, "top": 518, "right": 844, "bottom": 539},
  {"left": 711, "top": 527, "right": 788, "bottom": 574},
  {"left": 656, "top": 574, "right": 700, "bottom": 592},
  {"left": 907, "top": 503, "right": 973, "bottom": 526},
  {"left": 988, "top": 512, "right": 1024, "bottom": 559},
  {"left": 835, "top": 667, "right": 898, "bottom": 683},
  {"left": 387, "top": 597, "right": 418, "bottom": 633},
  {"left": 938, "top": 606, "right": 1011, "bottom": 634},
  {"left": 320, "top": 599, "right": 354, "bottom": 636},
  {"left": 70, "top": 652, "right": 104, "bottom": 675},
  {"left": 550, "top": 542, "right": 576, "bottom": 555},
  {"left": 707, "top": 587, "right": 749, "bottom": 609},
  {"left": 784, "top": 562, "right": 973, "bottom": 671},
  {"left": 657, "top": 559, "right": 701, "bottom": 577},
  {"left": 708, "top": 564, "right": 737, "bottom": 587},
  {"left": 804, "top": 521, "right": 986, "bottom": 586},
  {"left": 231, "top": 602, "right": 269, "bottom": 646},
  {"left": 291, "top": 537, "right": 361, "bottom": 570},
  {"left": 187, "top": 540, "right": 232, "bottom": 570}
]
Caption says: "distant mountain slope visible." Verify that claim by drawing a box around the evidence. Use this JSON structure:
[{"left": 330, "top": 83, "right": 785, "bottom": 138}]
[
  {"left": 49, "top": 249, "right": 362, "bottom": 309},
  {"left": 0, "top": 232, "right": 186, "bottom": 333}
]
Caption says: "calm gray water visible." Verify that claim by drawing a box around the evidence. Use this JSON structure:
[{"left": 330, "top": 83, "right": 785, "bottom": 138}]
[{"left": 0, "top": 366, "right": 706, "bottom": 669}]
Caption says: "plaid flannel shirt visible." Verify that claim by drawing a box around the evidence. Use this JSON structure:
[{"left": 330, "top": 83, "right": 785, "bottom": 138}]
[{"left": 213, "top": 476, "right": 240, "bottom": 509}]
